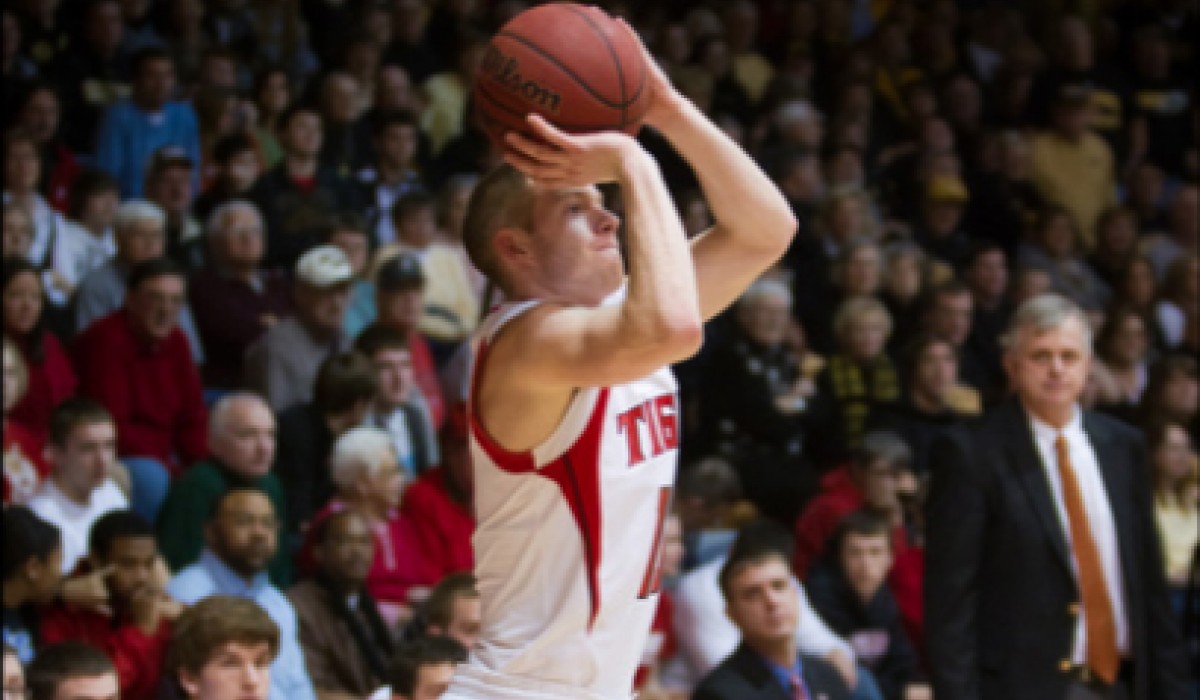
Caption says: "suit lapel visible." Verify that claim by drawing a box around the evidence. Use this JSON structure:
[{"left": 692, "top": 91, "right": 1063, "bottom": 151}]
[
  {"left": 729, "top": 644, "right": 795, "bottom": 700},
  {"left": 1000, "top": 401, "right": 1074, "bottom": 575}
]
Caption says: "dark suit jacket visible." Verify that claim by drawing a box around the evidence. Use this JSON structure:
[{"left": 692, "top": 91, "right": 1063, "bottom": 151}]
[
  {"left": 692, "top": 643, "right": 852, "bottom": 700},
  {"left": 924, "top": 399, "right": 1190, "bottom": 700}
]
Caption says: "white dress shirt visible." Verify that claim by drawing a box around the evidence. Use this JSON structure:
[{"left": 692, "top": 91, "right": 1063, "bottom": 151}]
[{"left": 1029, "top": 408, "right": 1130, "bottom": 663}]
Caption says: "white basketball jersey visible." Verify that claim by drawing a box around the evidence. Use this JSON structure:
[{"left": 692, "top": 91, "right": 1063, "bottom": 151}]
[{"left": 447, "top": 296, "right": 679, "bottom": 700}]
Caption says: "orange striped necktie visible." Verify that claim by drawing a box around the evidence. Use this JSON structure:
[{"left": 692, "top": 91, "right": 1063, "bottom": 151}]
[{"left": 1054, "top": 435, "right": 1120, "bottom": 684}]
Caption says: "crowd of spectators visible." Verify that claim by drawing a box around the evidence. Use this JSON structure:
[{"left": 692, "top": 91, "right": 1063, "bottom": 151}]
[{"left": 2, "top": 0, "right": 1197, "bottom": 699}]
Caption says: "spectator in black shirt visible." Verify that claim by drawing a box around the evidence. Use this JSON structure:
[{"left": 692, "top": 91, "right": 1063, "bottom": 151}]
[
  {"left": 870, "top": 335, "right": 974, "bottom": 477},
  {"left": 913, "top": 175, "right": 973, "bottom": 272},
  {"left": 250, "top": 104, "right": 363, "bottom": 270},
  {"left": 193, "top": 133, "right": 263, "bottom": 222},
  {"left": 806, "top": 512, "right": 927, "bottom": 700},
  {"left": 275, "top": 351, "right": 377, "bottom": 537}
]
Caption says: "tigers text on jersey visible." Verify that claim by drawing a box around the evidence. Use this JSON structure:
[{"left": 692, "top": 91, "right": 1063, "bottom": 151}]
[{"left": 446, "top": 297, "right": 679, "bottom": 700}]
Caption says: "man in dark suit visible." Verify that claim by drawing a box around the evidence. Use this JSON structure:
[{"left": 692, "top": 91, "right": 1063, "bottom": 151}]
[
  {"left": 925, "top": 294, "right": 1190, "bottom": 700},
  {"left": 694, "top": 530, "right": 853, "bottom": 700}
]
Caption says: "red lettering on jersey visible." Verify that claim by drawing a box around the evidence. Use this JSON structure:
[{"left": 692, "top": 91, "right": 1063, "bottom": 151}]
[
  {"left": 654, "top": 395, "right": 679, "bottom": 450},
  {"left": 619, "top": 394, "right": 679, "bottom": 467},
  {"left": 616, "top": 408, "right": 646, "bottom": 465}
]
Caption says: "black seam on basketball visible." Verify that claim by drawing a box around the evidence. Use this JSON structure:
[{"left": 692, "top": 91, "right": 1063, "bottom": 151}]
[
  {"left": 495, "top": 29, "right": 631, "bottom": 111},
  {"left": 556, "top": 4, "right": 628, "bottom": 127},
  {"left": 476, "top": 81, "right": 627, "bottom": 130}
]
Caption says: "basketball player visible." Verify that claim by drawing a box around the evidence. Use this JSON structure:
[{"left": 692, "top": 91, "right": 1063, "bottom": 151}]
[{"left": 445, "top": 25, "right": 797, "bottom": 700}]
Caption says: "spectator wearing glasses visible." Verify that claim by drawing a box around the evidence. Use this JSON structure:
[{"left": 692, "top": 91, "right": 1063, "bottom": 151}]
[{"left": 74, "top": 258, "right": 208, "bottom": 523}]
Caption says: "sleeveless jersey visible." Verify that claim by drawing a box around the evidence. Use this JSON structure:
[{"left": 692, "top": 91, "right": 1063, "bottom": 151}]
[{"left": 446, "top": 296, "right": 679, "bottom": 700}]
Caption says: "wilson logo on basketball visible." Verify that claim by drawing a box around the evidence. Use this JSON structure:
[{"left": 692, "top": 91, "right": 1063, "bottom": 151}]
[{"left": 481, "top": 45, "right": 562, "bottom": 114}]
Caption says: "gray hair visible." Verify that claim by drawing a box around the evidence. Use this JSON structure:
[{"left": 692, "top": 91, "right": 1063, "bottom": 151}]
[
  {"left": 206, "top": 199, "right": 264, "bottom": 240},
  {"left": 114, "top": 199, "right": 166, "bottom": 233},
  {"left": 739, "top": 276, "right": 793, "bottom": 310},
  {"left": 208, "top": 392, "right": 271, "bottom": 443},
  {"left": 854, "top": 431, "right": 912, "bottom": 470},
  {"left": 1001, "top": 293, "right": 1093, "bottom": 351},
  {"left": 329, "top": 427, "right": 396, "bottom": 489}
]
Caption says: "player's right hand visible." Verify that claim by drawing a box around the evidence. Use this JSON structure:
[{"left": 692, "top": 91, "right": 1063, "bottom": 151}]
[{"left": 503, "top": 114, "right": 647, "bottom": 188}]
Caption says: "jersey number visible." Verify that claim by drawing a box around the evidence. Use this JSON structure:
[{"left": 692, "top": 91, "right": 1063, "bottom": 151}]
[{"left": 638, "top": 486, "right": 673, "bottom": 599}]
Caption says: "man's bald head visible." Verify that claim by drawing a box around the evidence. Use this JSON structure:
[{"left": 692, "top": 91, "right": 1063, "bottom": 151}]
[{"left": 208, "top": 393, "right": 276, "bottom": 479}]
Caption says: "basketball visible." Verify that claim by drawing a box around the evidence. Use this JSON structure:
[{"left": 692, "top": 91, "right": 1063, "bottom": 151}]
[{"left": 472, "top": 3, "right": 650, "bottom": 148}]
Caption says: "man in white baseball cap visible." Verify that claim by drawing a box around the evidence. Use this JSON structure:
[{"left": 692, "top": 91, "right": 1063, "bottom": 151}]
[{"left": 245, "top": 244, "right": 355, "bottom": 412}]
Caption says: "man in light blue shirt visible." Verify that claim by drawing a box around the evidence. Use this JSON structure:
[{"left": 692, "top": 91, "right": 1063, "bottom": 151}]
[
  {"left": 167, "top": 486, "right": 317, "bottom": 700},
  {"left": 94, "top": 47, "right": 200, "bottom": 197}
]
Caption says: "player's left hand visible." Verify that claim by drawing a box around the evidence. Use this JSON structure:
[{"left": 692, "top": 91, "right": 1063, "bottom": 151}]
[
  {"left": 613, "top": 17, "right": 685, "bottom": 130},
  {"left": 504, "top": 114, "right": 644, "bottom": 188}
]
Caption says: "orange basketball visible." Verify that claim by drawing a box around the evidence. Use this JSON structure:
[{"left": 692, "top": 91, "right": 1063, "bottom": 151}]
[{"left": 472, "top": 3, "right": 650, "bottom": 148}]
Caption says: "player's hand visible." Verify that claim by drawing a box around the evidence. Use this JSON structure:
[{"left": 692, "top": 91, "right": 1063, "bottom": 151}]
[
  {"left": 613, "top": 17, "right": 685, "bottom": 130},
  {"left": 504, "top": 114, "right": 643, "bottom": 188}
]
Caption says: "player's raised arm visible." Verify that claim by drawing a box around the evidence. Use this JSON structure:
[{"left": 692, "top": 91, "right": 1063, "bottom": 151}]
[
  {"left": 483, "top": 117, "right": 703, "bottom": 391},
  {"left": 624, "top": 20, "right": 798, "bottom": 320}
]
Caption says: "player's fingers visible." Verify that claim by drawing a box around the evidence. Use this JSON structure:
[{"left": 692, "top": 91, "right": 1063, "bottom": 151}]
[
  {"left": 505, "top": 130, "right": 568, "bottom": 165},
  {"left": 503, "top": 149, "right": 570, "bottom": 181},
  {"left": 525, "top": 114, "right": 577, "bottom": 149}
]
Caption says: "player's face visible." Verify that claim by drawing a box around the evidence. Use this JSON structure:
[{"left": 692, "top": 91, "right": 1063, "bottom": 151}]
[
  {"left": 726, "top": 557, "right": 799, "bottom": 646},
  {"left": 179, "top": 641, "right": 272, "bottom": 700},
  {"left": 527, "top": 185, "right": 623, "bottom": 304}
]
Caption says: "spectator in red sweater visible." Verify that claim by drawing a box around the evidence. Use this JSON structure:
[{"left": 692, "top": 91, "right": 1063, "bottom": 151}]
[
  {"left": 74, "top": 258, "right": 208, "bottom": 523},
  {"left": 4, "top": 338, "right": 49, "bottom": 505},
  {"left": 793, "top": 431, "right": 915, "bottom": 580},
  {"left": 400, "top": 405, "right": 474, "bottom": 582},
  {"left": 3, "top": 257, "right": 76, "bottom": 441},
  {"left": 40, "top": 510, "right": 181, "bottom": 700},
  {"left": 302, "top": 427, "right": 438, "bottom": 626}
]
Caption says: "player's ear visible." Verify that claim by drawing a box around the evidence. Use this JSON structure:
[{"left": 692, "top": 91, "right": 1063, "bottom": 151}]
[{"left": 494, "top": 226, "right": 532, "bottom": 264}]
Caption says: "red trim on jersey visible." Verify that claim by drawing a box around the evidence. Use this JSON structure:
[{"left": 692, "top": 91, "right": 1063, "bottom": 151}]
[
  {"left": 468, "top": 339, "right": 537, "bottom": 473},
  {"left": 538, "top": 388, "right": 610, "bottom": 630}
]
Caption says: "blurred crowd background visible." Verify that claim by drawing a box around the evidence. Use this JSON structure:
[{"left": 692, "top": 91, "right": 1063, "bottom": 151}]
[{"left": 1, "top": 0, "right": 1197, "bottom": 699}]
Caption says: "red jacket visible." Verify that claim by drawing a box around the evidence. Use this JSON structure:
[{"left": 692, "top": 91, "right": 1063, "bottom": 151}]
[
  {"left": 9, "top": 331, "right": 77, "bottom": 441},
  {"left": 40, "top": 603, "right": 171, "bottom": 700},
  {"left": 400, "top": 467, "right": 474, "bottom": 580},
  {"left": 300, "top": 499, "right": 442, "bottom": 605},
  {"left": 74, "top": 310, "right": 208, "bottom": 472},
  {"left": 792, "top": 467, "right": 910, "bottom": 578}
]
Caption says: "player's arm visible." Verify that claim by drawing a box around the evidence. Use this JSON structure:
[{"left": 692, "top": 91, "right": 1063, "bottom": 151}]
[
  {"left": 499, "top": 118, "right": 703, "bottom": 389},
  {"left": 626, "top": 20, "right": 797, "bottom": 321}
]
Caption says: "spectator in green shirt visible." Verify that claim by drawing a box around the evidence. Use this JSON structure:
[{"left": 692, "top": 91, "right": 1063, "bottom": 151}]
[{"left": 157, "top": 392, "right": 292, "bottom": 586}]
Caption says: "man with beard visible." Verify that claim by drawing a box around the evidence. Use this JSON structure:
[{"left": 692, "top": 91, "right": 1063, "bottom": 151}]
[{"left": 167, "top": 487, "right": 316, "bottom": 700}]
